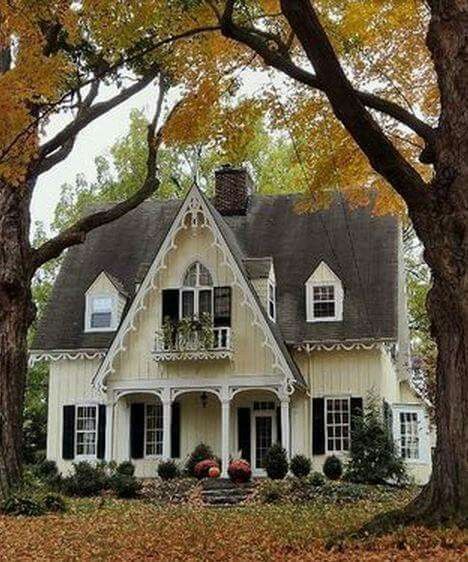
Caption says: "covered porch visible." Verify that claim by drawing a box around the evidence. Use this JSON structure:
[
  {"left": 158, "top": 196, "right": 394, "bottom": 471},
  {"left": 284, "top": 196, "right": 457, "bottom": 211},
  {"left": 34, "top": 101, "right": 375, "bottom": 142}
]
[{"left": 105, "top": 378, "right": 292, "bottom": 477}]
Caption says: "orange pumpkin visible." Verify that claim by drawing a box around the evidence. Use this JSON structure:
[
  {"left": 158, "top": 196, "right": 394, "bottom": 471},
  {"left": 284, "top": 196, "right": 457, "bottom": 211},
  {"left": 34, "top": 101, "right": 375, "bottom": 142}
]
[{"left": 208, "top": 466, "right": 220, "bottom": 478}]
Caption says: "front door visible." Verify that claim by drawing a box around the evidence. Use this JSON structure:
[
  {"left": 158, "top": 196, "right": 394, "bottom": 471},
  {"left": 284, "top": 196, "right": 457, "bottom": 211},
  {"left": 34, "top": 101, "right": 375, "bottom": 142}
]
[{"left": 252, "top": 412, "right": 276, "bottom": 473}]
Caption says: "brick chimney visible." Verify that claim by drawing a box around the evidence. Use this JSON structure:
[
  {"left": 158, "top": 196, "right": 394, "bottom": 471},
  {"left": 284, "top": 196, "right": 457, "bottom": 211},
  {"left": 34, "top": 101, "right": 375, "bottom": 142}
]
[{"left": 214, "top": 165, "right": 253, "bottom": 216}]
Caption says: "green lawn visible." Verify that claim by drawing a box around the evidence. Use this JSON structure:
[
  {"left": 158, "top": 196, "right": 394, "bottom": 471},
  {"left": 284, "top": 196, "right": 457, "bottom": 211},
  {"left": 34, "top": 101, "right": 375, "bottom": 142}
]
[{"left": 0, "top": 491, "right": 465, "bottom": 561}]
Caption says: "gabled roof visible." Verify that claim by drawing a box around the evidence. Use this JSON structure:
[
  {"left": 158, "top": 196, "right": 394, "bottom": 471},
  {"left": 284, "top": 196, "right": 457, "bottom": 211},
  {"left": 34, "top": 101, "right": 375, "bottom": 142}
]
[{"left": 33, "top": 192, "right": 399, "bottom": 353}]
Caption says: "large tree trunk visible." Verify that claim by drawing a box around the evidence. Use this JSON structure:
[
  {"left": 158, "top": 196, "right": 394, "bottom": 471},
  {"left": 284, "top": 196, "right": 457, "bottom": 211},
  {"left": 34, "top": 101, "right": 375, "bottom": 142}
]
[
  {"left": 0, "top": 179, "right": 35, "bottom": 497},
  {"left": 405, "top": 0, "right": 468, "bottom": 524}
]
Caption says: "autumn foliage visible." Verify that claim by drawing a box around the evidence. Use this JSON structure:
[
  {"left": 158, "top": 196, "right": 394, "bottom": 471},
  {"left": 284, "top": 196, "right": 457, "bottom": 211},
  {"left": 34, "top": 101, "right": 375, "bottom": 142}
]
[{"left": 0, "top": 494, "right": 465, "bottom": 561}]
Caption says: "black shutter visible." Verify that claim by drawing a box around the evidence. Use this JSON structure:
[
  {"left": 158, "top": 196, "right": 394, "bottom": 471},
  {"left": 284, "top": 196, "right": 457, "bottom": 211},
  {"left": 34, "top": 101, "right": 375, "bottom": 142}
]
[
  {"left": 130, "top": 403, "right": 145, "bottom": 459},
  {"left": 350, "top": 397, "right": 364, "bottom": 434},
  {"left": 383, "top": 400, "right": 393, "bottom": 434},
  {"left": 276, "top": 406, "right": 282, "bottom": 445},
  {"left": 171, "top": 402, "right": 181, "bottom": 458},
  {"left": 97, "top": 404, "right": 107, "bottom": 460},
  {"left": 214, "top": 287, "right": 232, "bottom": 327},
  {"left": 312, "top": 398, "right": 325, "bottom": 455},
  {"left": 237, "top": 408, "right": 251, "bottom": 463},
  {"left": 62, "top": 405, "right": 75, "bottom": 460},
  {"left": 162, "top": 289, "right": 179, "bottom": 323}
]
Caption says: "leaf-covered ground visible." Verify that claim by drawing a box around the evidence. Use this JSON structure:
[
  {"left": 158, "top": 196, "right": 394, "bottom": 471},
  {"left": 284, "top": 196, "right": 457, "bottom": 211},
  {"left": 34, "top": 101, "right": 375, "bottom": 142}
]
[{"left": 0, "top": 490, "right": 465, "bottom": 561}]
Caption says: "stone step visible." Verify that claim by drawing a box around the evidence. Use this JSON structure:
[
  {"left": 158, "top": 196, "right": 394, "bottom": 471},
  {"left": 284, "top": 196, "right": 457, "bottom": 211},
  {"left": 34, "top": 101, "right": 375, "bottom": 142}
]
[{"left": 202, "top": 488, "right": 252, "bottom": 497}]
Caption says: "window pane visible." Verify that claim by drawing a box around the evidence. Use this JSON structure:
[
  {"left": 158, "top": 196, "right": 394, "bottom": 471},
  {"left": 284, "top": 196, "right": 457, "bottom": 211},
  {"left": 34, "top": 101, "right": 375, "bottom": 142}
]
[
  {"left": 314, "top": 302, "right": 336, "bottom": 318},
  {"left": 182, "top": 291, "right": 194, "bottom": 318},
  {"left": 199, "top": 290, "right": 212, "bottom": 315},
  {"left": 325, "top": 397, "right": 350, "bottom": 453},
  {"left": 145, "top": 404, "right": 163, "bottom": 457},
  {"left": 76, "top": 405, "right": 97, "bottom": 456},
  {"left": 91, "top": 312, "right": 112, "bottom": 328},
  {"left": 399, "top": 412, "right": 420, "bottom": 459},
  {"left": 93, "top": 297, "right": 112, "bottom": 312},
  {"left": 183, "top": 263, "right": 198, "bottom": 287},
  {"left": 198, "top": 264, "right": 213, "bottom": 286},
  {"left": 313, "top": 285, "right": 334, "bottom": 301}
]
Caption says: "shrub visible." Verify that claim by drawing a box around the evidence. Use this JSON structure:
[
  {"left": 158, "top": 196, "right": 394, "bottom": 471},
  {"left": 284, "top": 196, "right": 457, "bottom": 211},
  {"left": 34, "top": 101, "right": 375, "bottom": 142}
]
[
  {"left": 158, "top": 459, "right": 180, "bottom": 481},
  {"left": 228, "top": 459, "right": 251, "bottom": 483},
  {"left": 308, "top": 471, "right": 326, "bottom": 487},
  {"left": 42, "top": 493, "right": 67, "bottom": 513},
  {"left": 257, "top": 480, "right": 286, "bottom": 504},
  {"left": 35, "top": 460, "right": 58, "bottom": 480},
  {"left": 1, "top": 493, "right": 46, "bottom": 517},
  {"left": 185, "top": 443, "right": 214, "bottom": 477},
  {"left": 264, "top": 443, "right": 288, "bottom": 480},
  {"left": 62, "top": 461, "right": 108, "bottom": 497},
  {"left": 323, "top": 455, "right": 343, "bottom": 481},
  {"left": 345, "top": 399, "right": 408, "bottom": 485},
  {"left": 110, "top": 473, "right": 142, "bottom": 498},
  {"left": 194, "top": 459, "right": 219, "bottom": 479},
  {"left": 290, "top": 455, "right": 311, "bottom": 478},
  {"left": 116, "top": 461, "right": 135, "bottom": 477}
]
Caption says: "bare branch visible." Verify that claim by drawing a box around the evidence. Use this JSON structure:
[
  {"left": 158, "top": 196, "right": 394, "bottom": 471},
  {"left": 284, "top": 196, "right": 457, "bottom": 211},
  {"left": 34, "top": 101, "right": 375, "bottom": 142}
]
[
  {"left": 219, "top": 2, "right": 435, "bottom": 150},
  {"left": 31, "top": 80, "right": 180, "bottom": 270}
]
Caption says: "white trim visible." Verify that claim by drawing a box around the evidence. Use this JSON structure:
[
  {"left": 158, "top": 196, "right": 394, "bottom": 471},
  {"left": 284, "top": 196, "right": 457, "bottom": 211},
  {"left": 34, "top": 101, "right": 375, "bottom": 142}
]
[
  {"left": 392, "top": 404, "right": 430, "bottom": 464},
  {"left": 294, "top": 341, "right": 389, "bottom": 353},
  {"left": 252, "top": 408, "right": 277, "bottom": 474},
  {"left": 324, "top": 396, "right": 351, "bottom": 454},
  {"left": 28, "top": 349, "right": 107, "bottom": 367},
  {"left": 85, "top": 293, "right": 117, "bottom": 333},
  {"left": 305, "top": 261, "right": 343, "bottom": 323},
  {"left": 74, "top": 403, "right": 99, "bottom": 460},
  {"left": 92, "top": 186, "right": 297, "bottom": 395}
]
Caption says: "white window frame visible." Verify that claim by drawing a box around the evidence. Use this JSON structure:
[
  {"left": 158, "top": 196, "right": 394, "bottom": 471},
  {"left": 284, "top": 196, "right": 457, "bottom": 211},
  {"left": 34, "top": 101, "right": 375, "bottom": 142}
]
[
  {"left": 392, "top": 405, "right": 430, "bottom": 464},
  {"left": 75, "top": 404, "right": 98, "bottom": 460},
  {"left": 85, "top": 293, "right": 117, "bottom": 332},
  {"left": 308, "top": 282, "right": 341, "bottom": 322},
  {"left": 325, "top": 396, "right": 351, "bottom": 454},
  {"left": 144, "top": 402, "right": 163, "bottom": 458},
  {"left": 267, "top": 279, "right": 276, "bottom": 322},
  {"left": 306, "top": 262, "right": 343, "bottom": 323},
  {"left": 179, "top": 262, "right": 214, "bottom": 320}
]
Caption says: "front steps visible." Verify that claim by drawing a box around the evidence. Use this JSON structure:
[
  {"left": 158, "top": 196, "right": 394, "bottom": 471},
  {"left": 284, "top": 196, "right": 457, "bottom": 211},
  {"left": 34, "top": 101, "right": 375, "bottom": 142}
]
[{"left": 201, "top": 478, "right": 255, "bottom": 507}]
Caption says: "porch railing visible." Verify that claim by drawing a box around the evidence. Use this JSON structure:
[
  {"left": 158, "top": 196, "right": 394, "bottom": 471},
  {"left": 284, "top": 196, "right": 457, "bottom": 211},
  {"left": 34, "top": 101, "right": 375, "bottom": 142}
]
[{"left": 152, "top": 327, "right": 232, "bottom": 361}]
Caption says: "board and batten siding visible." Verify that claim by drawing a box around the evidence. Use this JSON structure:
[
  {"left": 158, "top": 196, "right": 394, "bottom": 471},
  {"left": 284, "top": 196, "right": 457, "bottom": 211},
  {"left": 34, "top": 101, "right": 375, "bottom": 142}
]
[{"left": 47, "top": 359, "right": 103, "bottom": 474}]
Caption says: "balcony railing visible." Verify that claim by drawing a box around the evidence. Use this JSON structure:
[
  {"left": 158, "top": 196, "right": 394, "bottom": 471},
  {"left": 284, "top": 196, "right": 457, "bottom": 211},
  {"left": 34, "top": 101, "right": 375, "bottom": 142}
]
[{"left": 152, "top": 327, "right": 232, "bottom": 361}]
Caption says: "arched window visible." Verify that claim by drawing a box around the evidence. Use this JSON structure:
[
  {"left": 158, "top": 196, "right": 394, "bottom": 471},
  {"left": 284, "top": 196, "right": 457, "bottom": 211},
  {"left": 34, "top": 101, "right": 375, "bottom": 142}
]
[{"left": 180, "top": 262, "right": 213, "bottom": 318}]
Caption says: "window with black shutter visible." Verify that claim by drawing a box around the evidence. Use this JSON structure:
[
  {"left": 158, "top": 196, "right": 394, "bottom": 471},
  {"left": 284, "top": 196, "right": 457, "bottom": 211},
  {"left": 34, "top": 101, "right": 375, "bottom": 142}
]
[
  {"left": 214, "top": 286, "right": 232, "bottom": 327},
  {"left": 312, "top": 398, "right": 325, "bottom": 455},
  {"left": 62, "top": 405, "right": 75, "bottom": 460},
  {"left": 130, "top": 403, "right": 145, "bottom": 459},
  {"left": 162, "top": 289, "right": 180, "bottom": 323},
  {"left": 237, "top": 408, "right": 251, "bottom": 463}
]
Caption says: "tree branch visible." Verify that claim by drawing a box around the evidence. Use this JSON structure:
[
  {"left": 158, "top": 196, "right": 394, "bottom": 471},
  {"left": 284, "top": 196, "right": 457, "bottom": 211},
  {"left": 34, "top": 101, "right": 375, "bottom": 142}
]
[
  {"left": 219, "top": 2, "right": 435, "bottom": 152},
  {"left": 36, "top": 70, "right": 158, "bottom": 174},
  {"left": 31, "top": 78, "right": 179, "bottom": 270}
]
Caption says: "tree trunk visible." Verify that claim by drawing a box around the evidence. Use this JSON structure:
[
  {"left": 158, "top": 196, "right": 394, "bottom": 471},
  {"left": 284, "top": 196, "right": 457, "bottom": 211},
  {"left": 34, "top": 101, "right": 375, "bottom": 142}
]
[
  {"left": 0, "top": 179, "right": 35, "bottom": 497},
  {"left": 405, "top": 1, "right": 468, "bottom": 524}
]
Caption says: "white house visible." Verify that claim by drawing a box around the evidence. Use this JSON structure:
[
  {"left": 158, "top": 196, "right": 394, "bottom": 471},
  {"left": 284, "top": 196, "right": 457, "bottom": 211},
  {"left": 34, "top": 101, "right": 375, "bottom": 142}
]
[{"left": 31, "top": 166, "right": 432, "bottom": 482}]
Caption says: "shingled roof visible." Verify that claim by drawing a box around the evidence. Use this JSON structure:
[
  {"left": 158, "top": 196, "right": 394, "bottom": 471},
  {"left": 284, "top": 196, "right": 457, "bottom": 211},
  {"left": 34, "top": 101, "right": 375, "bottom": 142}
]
[{"left": 33, "top": 193, "right": 399, "bottom": 353}]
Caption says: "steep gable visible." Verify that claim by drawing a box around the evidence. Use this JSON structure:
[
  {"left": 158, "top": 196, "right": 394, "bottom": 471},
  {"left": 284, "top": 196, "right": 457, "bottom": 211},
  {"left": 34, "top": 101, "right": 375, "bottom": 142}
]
[{"left": 92, "top": 186, "right": 303, "bottom": 392}]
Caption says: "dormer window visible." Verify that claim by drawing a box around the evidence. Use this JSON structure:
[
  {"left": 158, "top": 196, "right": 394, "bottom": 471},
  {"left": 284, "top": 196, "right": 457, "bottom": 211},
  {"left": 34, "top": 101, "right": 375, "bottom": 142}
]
[
  {"left": 306, "top": 261, "right": 343, "bottom": 322},
  {"left": 90, "top": 296, "right": 113, "bottom": 329},
  {"left": 312, "top": 285, "right": 336, "bottom": 319},
  {"left": 180, "top": 262, "right": 214, "bottom": 319},
  {"left": 84, "top": 272, "right": 127, "bottom": 333}
]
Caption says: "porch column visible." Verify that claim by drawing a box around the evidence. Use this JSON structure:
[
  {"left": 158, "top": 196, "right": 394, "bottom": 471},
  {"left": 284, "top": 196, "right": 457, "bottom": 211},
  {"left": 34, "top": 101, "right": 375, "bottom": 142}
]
[
  {"left": 280, "top": 397, "right": 290, "bottom": 460},
  {"left": 162, "top": 389, "right": 172, "bottom": 459},
  {"left": 105, "top": 400, "right": 114, "bottom": 462},
  {"left": 221, "top": 398, "right": 230, "bottom": 478}
]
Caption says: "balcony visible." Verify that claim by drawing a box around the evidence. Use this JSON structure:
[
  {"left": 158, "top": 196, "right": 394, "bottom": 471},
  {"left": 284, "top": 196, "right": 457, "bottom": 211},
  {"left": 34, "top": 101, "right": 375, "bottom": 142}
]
[{"left": 152, "top": 321, "right": 232, "bottom": 362}]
